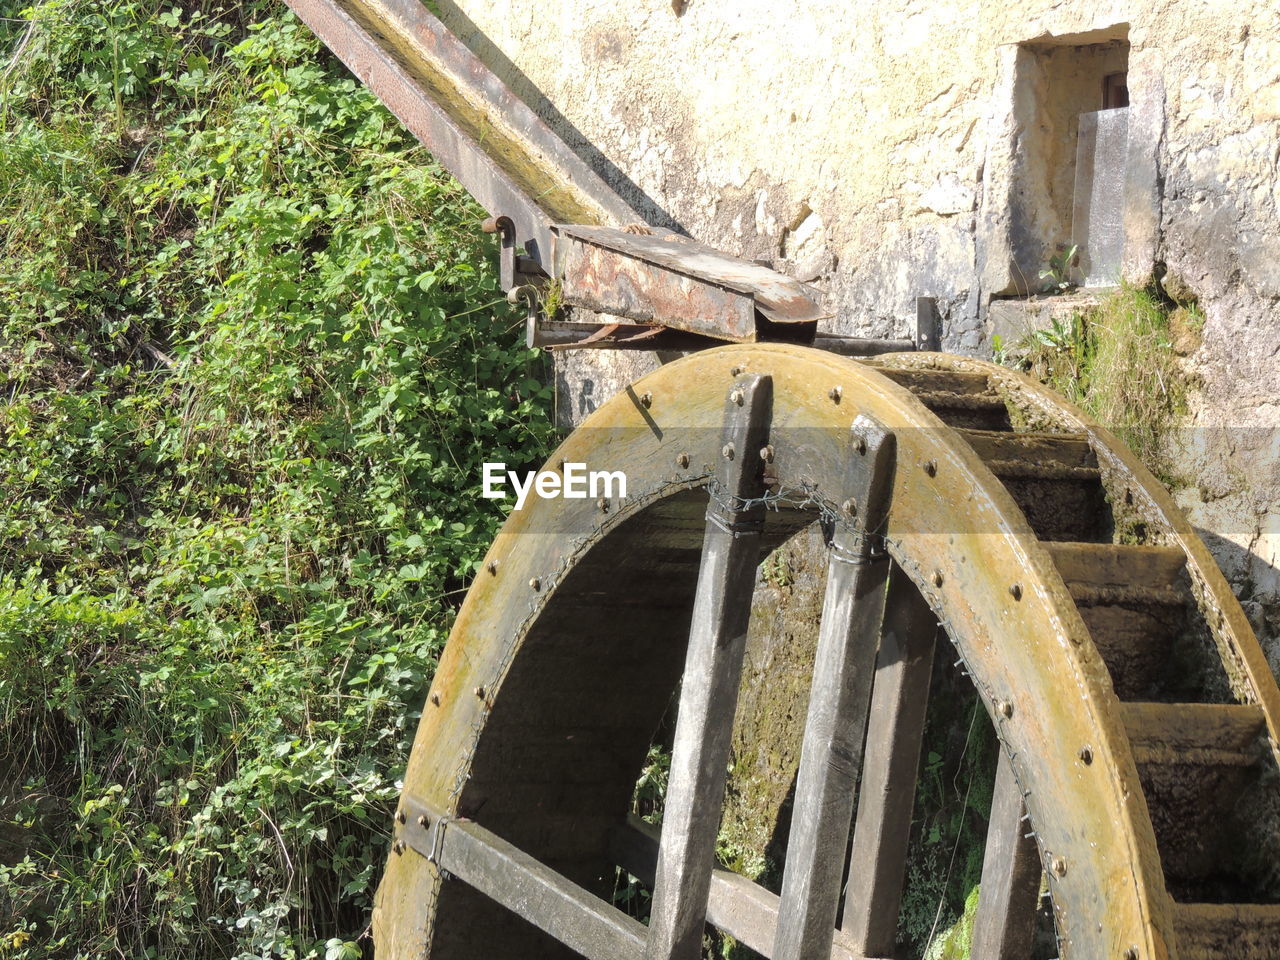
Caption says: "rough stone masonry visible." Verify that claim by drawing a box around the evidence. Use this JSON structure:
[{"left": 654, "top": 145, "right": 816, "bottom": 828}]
[{"left": 438, "top": 0, "right": 1280, "bottom": 670}]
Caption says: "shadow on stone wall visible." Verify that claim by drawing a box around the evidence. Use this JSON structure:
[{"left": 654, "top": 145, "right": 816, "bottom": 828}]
[
  {"left": 434, "top": 1, "right": 685, "bottom": 233},
  {"left": 1195, "top": 526, "right": 1280, "bottom": 679}
]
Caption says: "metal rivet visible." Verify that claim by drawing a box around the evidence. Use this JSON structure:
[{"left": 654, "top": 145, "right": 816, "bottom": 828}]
[
  {"left": 730, "top": 365, "right": 743, "bottom": 377},
  {"left": 759, "top": 444, "right": 774, "bottom": 462},
  {"left": 430, "top": 692, "right": 441, "bottom": 706},
  {"left": 474, "top": 685, "right": 486, "bottom": 699},
  {"left": 417, "top": 815, "right": 428, "bottom": 827},
  {"left": 999, "top": 699, "right": 1015, "bottom": 719},
  {"left": 396, "top": 809, "right": 406, "bottom": 824},
  {"left": 486, "top": 559, "right": 498, "bottom": 575},
  {"left": 729, "top": 389, "right": 744, "bottom": 406},
  {"left": 923, "top": 459, "right": 938, "bottom": 477},
  {"left": 932, "top": 570, "right": 944, "bottom": 588},
  {"left": 1009, "top": 583, "right": 1023, "bottom": 601},
  {"left": 722, "top": 443, "right": 735, "bottom": 460},
  {"left": 1051, "top": 856, "right": 1067, "bottom": 877},
  {"left": 676, "top": 452, "right": 690, "bottom": 469},
  {"left": 597, "top": 497, "right": 609, "bottom": 512},
  {"left": 393, "top": 840, "right": 406, "bottom": 855},
  {"left": 828, "top": 385, "right": 842, "bottom": 402},
  {"left": 842, "top": 498, "right": 858, "bottom": 517},
  {"left": 1079, "top": 746, "right": 1094, "bottom": 765},
  {"left": 529, "top": 577, "right": 541, "bottom": 591},
  {"left": 557, "top": 459, "right": 565, "bottom": 473},
  {"left": 640, "top": 392, "right": 653, "bottom": 408}
]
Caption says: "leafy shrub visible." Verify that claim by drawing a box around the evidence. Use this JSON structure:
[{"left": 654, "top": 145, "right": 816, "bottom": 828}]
[{"left": 0, "top": 1, "right": 553, "bottom": 956}]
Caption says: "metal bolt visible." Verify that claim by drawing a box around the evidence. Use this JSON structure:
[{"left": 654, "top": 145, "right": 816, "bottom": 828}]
[
  {"left": 486, "top": 559, "right": 499, "bottom": 575},
  {"left": 842, "top": 498, "right": 858, "bottom": 518},
  {"left": 640, "top": 392, "right": 653, "bottom": 408},
  {"left": 394, "top": 840, "right": 406, "bottom": 855},
  {"left": 730, "top": 365, "right": 744, "bottom": 377},
  {"left": 1051, "top": 856, "right": 1067, "bottom": 877},
  {"left": 932, "top": 570, "right": 944, "bottom": 588},
  {"left": 396, "top": 809, "right": 406, "bottom": 824},
  {"left": 1079, "top": 746, "right": 1094, "bottom": 765},
  {"left": 923, "top": 459, "right": 938, "bottom": 477},
  {"left": 597, "top": 497, "right": 609, "bottom": 512},
  {"left": 729, "top": 389, "right": 744, "bottom": 406},
  {"left": 529, "top": 577, "right": 541, "bottom": 591},
  {"left": 430, "top": 692, "right": 441, "bottom": 707},
  {"left": 828, "top": 385, "right": 843, "bottom": 403},
  {"left": 722, "top": 443, "right": 735, "bottom": 460},
  {"left": 474, "top": 685, "right": 486, "bottom": 699},
  {"left": 999, "top": 699, "right": 1015, "bottom": 719},
  {"left": 676, "top": 452, "right": 690, "bottom": 469},
  {"left": 1009, "top": 582, "right": 1023, "bottom": 601},
  {"left": 417, "top": 815, "right": 428, "bottom": 827},
  {"left": 759, "top": 444, "right": 774, "bottom": 462}
]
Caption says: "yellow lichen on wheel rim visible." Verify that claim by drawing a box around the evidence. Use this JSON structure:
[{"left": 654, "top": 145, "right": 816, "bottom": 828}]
[{"left": 375, "top": 343, "right": 1200, "bottom": 960}]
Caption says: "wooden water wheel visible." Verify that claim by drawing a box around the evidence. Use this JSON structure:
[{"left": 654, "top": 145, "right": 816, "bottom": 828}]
[{"left": 372, "top": 344, "right": 1280, "bottom": 960}]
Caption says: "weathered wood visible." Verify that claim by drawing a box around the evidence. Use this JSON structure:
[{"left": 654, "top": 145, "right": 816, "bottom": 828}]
[
  {"left": 970, "top": 750, "right": 1042, "bottom": 960},
  {"left": 398, "top": 794, "right": 647, "bottom": 960},
  {"left": 646, "top": 374, "right": 773, "bottom": 960},
  {"left": 1043, "top": 542, "right": 1188, "bottom": 595},
  {"left": 609, "top": 817, "right": 888, "bottom": 960},
  {"left": 841, "top": 563, "right": 937, "bottom": 954},
  {"left": 1120, "top": 702, "right": 1266, "bottom": 766},
  {"left": 1173, "top": 903, "right": 1280, "bottom": 960},
  {"left": 773, "top": 415, "right": 896, "bottom": 960}
]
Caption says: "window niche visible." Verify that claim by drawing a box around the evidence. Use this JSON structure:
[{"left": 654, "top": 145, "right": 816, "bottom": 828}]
[{"left": 986, "top": 26, "right": 1131, "bottom": 295}]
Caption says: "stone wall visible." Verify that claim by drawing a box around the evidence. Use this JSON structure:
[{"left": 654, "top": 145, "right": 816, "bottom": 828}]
[{"left": 440, "top": 0, "right": 1280, "bottom": 667}]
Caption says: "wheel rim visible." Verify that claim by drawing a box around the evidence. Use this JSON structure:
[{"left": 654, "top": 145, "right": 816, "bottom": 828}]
[{"left": 374, "top": 343, "right": 1280, "bottom": 960}]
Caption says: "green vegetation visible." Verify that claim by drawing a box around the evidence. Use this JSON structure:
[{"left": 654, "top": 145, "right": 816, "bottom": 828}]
[
  {"left": 0, "top": 1, "right": 553, "bottom": 957},
  {"left": 1007, "top": 283, "right": 1192, "bottom": 477}
]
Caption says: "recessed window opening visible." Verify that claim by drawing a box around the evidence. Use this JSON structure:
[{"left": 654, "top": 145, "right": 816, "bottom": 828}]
[{"left": 1001, "top": 28, "right": 1130, "bottom": 293}]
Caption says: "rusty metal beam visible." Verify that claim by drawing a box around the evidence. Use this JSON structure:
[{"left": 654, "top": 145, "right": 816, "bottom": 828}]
[
  {"left": 282, "top": 0, "right": 634, "bottom": 269},
  {"left": 553, "top": 225, "right": 826, "bottom": 341}
]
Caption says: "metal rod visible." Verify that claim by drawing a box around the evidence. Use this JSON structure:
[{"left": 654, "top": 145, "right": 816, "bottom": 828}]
[
  {"left": 773, "top": 415, "right": 896, "bottom": 960},
  {"left": 646, "top": 374, "right": 773, "bottom": 960}
]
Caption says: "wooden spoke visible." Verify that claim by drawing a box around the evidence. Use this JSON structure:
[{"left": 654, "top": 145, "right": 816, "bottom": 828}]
[
  {"left": 773, "top": 415, "right": 896, "bottom": 960},
  {"left": 400, "top": 795, "right": 647, "bottom": 960},
  {"left": 970, "top": 749, "right": 1042, "bottom": 959},
  {"left": 841, "top": 563, "right": 938, "bottom": 955},
  {"left": 610, "top": 816, "right": 881, "bottom": 960},
  {"left": 646, "top": 374, "right": 773, "bottom": 960}
]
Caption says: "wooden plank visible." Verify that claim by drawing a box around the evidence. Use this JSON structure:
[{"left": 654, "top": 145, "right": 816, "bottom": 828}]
[
  {"left": 646, "top": 374, "right": 773, "bottom": 960},
  {"left": 969, "top": 750, "right": 1042, "bottom": 960},
  {"left": 399, "top": 794, "right": 647, "bottom": 960},
  {"left": 1121, "top": 701, "right": 1265, "bottom": 767},
  {"left": 609, "top": 817, "right": 888, "bottom": 960},
  {"left": 1173, "top": 903, "right": 1280, "bottom": 960},
  {"left": 773, "top": 415, "right": 896, "bottom": 960},
  {"left": 841, "top": 563, "right": 937, "bottom": 955}
]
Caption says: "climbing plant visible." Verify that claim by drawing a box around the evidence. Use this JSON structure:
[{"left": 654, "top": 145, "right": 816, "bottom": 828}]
[{"left": 0, "top": 1, "right": 553, "bottom": 957}]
